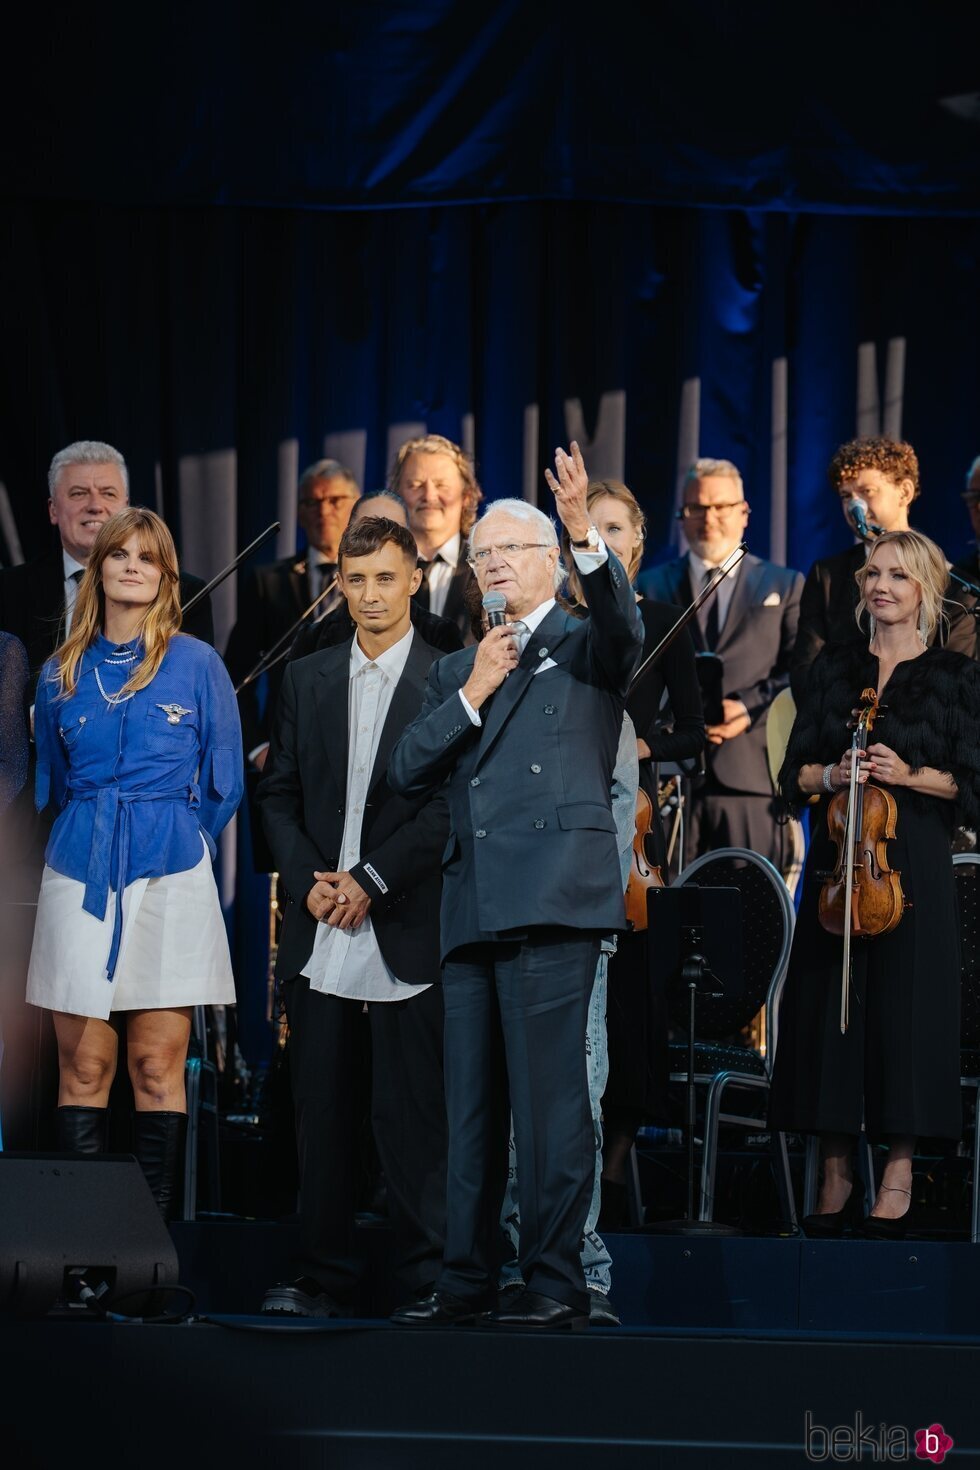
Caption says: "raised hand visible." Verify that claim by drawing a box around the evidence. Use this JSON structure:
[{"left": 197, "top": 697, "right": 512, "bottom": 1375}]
[{"left": 543, "top": 441, "right": 591, "bottom": 542}]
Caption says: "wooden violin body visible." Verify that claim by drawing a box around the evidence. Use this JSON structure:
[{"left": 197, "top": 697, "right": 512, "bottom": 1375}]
[
  {"left": 818, "top": 780, "right": 904, "bottom": 937},
  {"left": 625, "top": 787, "right": 666, "bottom": 931},
  {"left": 817, "top": 686, "right": 906, "bottom": 941}
]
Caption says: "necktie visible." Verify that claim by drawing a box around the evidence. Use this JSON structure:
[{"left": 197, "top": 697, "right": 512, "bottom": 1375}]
[
  {"left": 71, "top": 569, "right": 84, "bottom": 585},
  {"left": 63, "top": 568, "right": 84, "bottom": 638},
  {"left": 703, "top": 569, "right": 720, "bottom": 650},
  {"left": 313, "top": 562, "right": 337, "bottom": 620}
]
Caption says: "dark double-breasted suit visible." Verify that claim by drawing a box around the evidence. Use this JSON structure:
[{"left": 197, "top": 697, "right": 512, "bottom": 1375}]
[
  {"left": 641, "top": 552, "right": 803, "bottom": 864},
  {"left": 257, "top": 630, "right": 451, "bottom": 1301},
  {"left": 389, "top": 548, "right": 643, "bottom": 1312}
]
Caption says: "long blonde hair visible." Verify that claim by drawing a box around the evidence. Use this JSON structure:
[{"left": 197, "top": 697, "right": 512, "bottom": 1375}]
[
  {"left": 54, "top": 508, "right": 182, "bottom": 698},
  {"left": 854, "top": 529, "right": 948, "bottom": 643},
  {"left": 563, "top": 480, "right": 646, "bottom": 605}
]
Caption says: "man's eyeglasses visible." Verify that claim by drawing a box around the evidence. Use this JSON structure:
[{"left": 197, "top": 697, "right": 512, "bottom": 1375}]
[
  {"left": 299, "top": 495, "right": 358, "bottom": 510},
  {"left": 676, "top": 503, "right": 745, "bottom": 521},
  {"left": 468, "top": 542, "right": 551, "bottom": 565}
]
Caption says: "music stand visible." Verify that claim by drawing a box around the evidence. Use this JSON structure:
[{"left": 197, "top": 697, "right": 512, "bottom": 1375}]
[{"left": 643, "top": 883, "right": 744, "bottom": 1236}]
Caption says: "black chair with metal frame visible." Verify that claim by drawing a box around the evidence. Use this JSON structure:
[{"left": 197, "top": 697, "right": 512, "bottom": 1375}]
[{"left": 663, "top": 847, "right": 797, "bottom": 1226}]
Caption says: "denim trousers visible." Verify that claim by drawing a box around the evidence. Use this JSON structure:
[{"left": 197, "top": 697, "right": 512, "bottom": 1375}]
[{"left": 499, "top": 953, "right": 612, "bottom": 1295}]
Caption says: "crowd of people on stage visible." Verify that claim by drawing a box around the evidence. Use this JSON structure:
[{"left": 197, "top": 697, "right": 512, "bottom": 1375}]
[{"left": 0, "top": 427, "right": 978, "bottom": 1327}]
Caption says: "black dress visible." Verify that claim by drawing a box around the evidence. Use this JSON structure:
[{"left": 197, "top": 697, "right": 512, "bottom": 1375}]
[
  {"left": 604, "top": 599, "right": 706, "bottom": 1122},
  {"left": 768, "top": 642, "right": 980, "bottom": 1142}
]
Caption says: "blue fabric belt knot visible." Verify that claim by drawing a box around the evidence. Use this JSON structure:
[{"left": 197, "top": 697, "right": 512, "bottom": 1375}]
[{"left": 70, "top": 785, "right": 193, "bottom": 980}]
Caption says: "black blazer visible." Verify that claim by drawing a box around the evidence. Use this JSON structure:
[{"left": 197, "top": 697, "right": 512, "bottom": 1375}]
[
  {"left": 641, "top": 553, "right": 803, "bottom": 796},
  {"left": 791, "top": 542, "right": 978, "bottom": 701},
  {"left": 0, "top": 543, "right": 214, "bottom": 692},
  {"left": 257, "top": 631, "right": 450, "bottom": 987},
  {"left": 389, "top": 550, "right": 644, "bottom": 958},
  {"left": 413, "top": 541, "right": 477, "bottom": 644}
]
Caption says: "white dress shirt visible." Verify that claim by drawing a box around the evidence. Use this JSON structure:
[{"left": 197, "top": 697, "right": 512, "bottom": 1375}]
[
  {"left": 459, "top": 538, "right": 609, "bottom": 727},
  {"left": 304, "top": 625, "right": 431, "bottom": 1002},
  {"left": 421, "top": 532, "right": 461, "bottom": 617},
  {"left": 687, "top": 548, "right": 742, "bottom": 642},
  {"left": 62, "top": 548, "right": 86, "bottom": 635}
]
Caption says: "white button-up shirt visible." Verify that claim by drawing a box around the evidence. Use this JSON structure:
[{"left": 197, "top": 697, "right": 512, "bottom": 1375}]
[
  {"left": 63, "top": 548, "right": 86, "bottom": 635},
  {"left": 687, "top": 548, "right": 742, "bottom": 641},
  {"left": 304, "top": 625, "right": 431, "bottom": 1002},
  {"left": 422, "top": 532, "right": 461, "bottom": 617}
]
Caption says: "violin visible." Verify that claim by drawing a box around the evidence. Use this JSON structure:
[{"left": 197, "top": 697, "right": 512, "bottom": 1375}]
[
  {"left": 817, "top": 686, "right": 906, "bottom": 1031},
  {"left": 624, "top": 787, "right": 667, "bottom": 930}
]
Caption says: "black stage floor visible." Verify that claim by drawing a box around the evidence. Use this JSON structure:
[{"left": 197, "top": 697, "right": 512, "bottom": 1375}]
[{"left": 3, "top": 1225, "right": 980, "bottom": 1468}]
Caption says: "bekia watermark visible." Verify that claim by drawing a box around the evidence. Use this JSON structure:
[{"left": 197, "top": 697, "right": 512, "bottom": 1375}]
[{"left": 805, "top": 1411, "right": 954, "bottom": 1462}]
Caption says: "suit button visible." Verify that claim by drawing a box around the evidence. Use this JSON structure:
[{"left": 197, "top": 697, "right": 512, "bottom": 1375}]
[
  {"left": 530, "top": 764, "right": 541, "bottom": 774},
  {"left": 470, "top": 777, "right": 481, "bottom": 787},
  {"left": 533, "top": 819, "right": 546, "bottom": 829},
  {"left": 543, "top": 705, "right": 557, "bottom": 715},
  {"left": 475, "top": 829, "right": 487, "bottom": 838}
]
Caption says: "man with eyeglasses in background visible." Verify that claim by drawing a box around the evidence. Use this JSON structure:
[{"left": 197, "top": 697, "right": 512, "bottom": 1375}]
[
  {"left": 641, "top": 458, "right": 803, "bottom": 867},
  {"left": 225, "top": 459, "right": 360, "bottom": 779}
]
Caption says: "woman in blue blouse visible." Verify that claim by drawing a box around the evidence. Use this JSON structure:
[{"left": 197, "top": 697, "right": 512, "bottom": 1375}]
[{"left": 27, "top": 508, "right": 243, "bottom": 1216}]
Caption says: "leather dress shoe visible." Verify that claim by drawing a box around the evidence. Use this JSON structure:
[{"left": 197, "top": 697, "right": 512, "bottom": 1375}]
[
  {"left": 390, "top": 1290, "right": 488, "bottom": 1326},
  {"left": 260, "top": 1277, "right": 343, "bottom": 1318},
  {"left": 479, "top": 1289, "right": 589, "bottom": 1330},
  {"left": 588, "top": 1292, "right": 621, "bottom": 1326}
]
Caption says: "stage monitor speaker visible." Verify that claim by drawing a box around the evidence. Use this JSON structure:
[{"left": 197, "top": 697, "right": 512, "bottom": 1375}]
[{"left": 0, "top": 1152, "right": 179, "bottom": 1318}]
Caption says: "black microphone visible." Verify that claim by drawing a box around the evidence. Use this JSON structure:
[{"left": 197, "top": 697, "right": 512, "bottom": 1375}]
[
  {"left": 844, "top": 495, "right": 882, "bottom": 540},
  {"left": 482, "top": 590, "right": 507, "bottom": 629}
]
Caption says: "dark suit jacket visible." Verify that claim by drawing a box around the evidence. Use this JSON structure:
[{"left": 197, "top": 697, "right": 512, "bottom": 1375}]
[
  {"left": 257, "top": 631, "right": 450, "bottom": 987},
  {"left": 389, "top": 550, "right": 644, "bottom": 958},
  {"left": 641, "top": 553, "right": 803, "bottom": 796},
  {"left": 0, "top": 543, "right": 214, "bottom": 692},
  {"left": 414, "top": 541, "right": 477, "bottom": 644},
  {"left": 290, "top": 599, "right": 464, "bottom": 661},
  {"left": 791, "top": 542, "right": 978, "bottom": 701}
]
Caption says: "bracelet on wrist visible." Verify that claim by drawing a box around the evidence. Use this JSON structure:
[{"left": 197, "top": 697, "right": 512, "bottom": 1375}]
[{"left": 822, "top": 763, "right": 837, "bottom": 794}]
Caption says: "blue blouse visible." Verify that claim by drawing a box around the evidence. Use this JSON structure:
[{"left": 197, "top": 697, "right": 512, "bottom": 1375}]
[{"left": 34, "top": 632, "right": 244, "bottom": 977}]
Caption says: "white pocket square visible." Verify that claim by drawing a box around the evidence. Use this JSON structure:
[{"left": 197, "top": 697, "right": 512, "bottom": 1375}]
[
  {"left": 762, "top": 592, "right": 781, "bottom": 607},
  {"left": 533, "top": 658, "right": 557, "bottom": 674}
]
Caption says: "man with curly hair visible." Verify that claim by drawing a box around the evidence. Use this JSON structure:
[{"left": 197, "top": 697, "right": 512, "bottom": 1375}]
[{"left": 790, "top": 437, "right": 975, "bottom": 699}]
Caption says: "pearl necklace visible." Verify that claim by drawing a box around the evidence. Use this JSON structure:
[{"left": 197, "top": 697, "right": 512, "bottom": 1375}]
[{"left": 94, "top": 645, "right": 139, "bottom": 707}]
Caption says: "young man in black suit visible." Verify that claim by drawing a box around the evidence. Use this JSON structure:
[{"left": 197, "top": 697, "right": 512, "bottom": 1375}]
[{"left": 257, "top": 516, "right": 450, "bottom": 1318}]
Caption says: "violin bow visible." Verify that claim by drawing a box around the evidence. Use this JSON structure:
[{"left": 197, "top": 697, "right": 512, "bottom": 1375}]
[
  {"left": 839, "top": 689, "right": 878, "bottom": 1033},
  {"left": 628, "top": 540, "right": 748, "bottom": 692}
]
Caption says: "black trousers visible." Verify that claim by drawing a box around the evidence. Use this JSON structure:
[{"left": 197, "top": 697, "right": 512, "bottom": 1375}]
[
  {"left": 284, "top": 976, "right": 447, "bottom": 1303},
  {"left": 438, "top": 929, "right": 600, "bottom": 1313}
]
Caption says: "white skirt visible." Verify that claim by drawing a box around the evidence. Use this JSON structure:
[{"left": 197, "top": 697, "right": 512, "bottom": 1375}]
[{"left": 26, "top": 841, "right": 236, "bottom": 1020}]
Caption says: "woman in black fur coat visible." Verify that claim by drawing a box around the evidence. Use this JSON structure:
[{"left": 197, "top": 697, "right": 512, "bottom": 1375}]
[{"left": 769, "top": 530, "right": 980, "bottom": 1237}]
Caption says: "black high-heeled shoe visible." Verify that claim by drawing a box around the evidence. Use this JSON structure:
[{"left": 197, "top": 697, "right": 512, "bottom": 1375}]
[
  {"left": 800, "top": 1183, "right": 865, "bottom": 1238},
  {"left": 860, "top": 1185, "right": 913, "bottom": 1240}
]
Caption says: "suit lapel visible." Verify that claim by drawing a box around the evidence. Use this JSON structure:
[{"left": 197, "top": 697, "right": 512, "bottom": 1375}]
[
  {"left": 366, "top": 635, "right": 432, "bottom": 797},
  {"left": 716, "top": 555, "right": 764, "bottom": 655},
  {"left": 678, "top": 561, "right": 706, "bottom": 652},
  {"left": 313, "top": 646, "right": 352, "bottom": 801},
  {"left": 288, "top": 561, "right": 308, "bottom": 617},
  {"left": 474, "top": 606, "right": 571, "bottom": 771}
]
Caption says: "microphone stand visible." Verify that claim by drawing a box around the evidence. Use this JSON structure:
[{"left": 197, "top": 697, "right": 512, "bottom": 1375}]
[
  {"left": 947, "top": 565, "right": 980, "bottom": 611},
  {"left": 181, "top": 523, "right": 280, "bottom": 619},
  {"left": 235, "top": 577, "right": 339, "bottom": 694}
]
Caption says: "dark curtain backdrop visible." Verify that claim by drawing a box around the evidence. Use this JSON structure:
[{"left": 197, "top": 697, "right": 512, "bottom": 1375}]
[{"left": 2, "top": 201, "right": 979, "bottom": 591}]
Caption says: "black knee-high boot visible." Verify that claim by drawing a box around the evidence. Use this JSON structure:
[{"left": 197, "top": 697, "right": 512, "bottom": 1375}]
[
  {"left": 133, "top": 1111, "right": 187, "bottom": 1221},
  {"left": 56, "top": 1105, "right": 109, "bottom": 1154}
]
